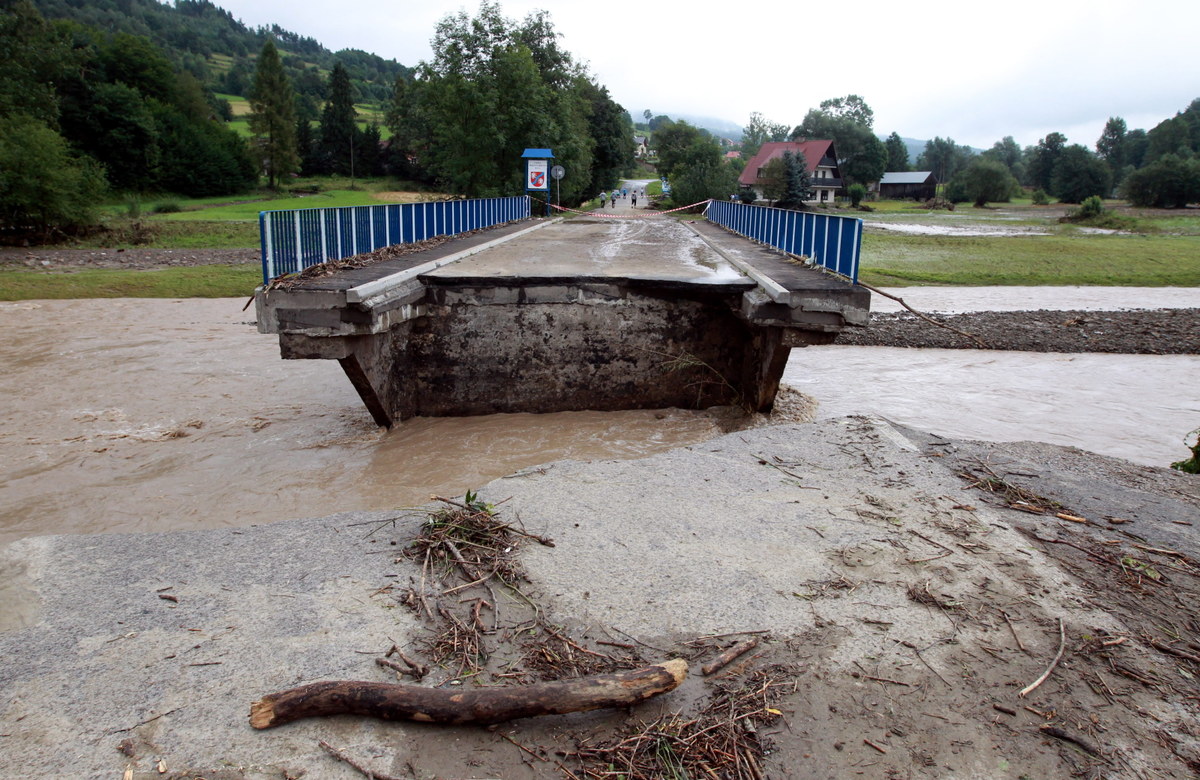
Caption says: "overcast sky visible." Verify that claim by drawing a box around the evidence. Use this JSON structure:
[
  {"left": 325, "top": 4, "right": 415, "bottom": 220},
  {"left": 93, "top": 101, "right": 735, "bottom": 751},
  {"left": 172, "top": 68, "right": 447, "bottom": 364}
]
[{"left": 211, "top": 0, "right": 1198, "bottom": 151}]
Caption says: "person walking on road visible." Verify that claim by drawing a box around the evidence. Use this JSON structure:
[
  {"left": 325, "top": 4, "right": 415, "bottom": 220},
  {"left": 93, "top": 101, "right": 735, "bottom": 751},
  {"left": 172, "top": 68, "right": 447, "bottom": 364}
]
[
  {"left": 631, "top": 191, "right": 638, "bottom": 208},
  {"left": 599, "top": 191, "right": 607, "bottom": 209}
]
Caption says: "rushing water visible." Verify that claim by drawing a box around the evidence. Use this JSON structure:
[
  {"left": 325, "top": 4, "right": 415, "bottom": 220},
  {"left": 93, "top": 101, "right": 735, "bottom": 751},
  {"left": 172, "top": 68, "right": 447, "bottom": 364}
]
[{"left": 0, "top": 291, "right": 1196, "bottom": 545}]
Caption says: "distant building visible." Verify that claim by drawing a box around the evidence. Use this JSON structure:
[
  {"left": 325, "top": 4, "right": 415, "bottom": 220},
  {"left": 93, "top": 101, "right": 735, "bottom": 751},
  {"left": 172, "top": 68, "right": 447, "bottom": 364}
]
[
  {"left": 634, "top": 136, "right": 648, "bottom": 157},
  {"left": 875, "top": 171, "right": 939, "bottom": 200},
  {"left": 725, "top": 150, "right": 742, "bottom": 160},
  {"left": 737, "top": 140, "right": 842, "bottom": 204}
]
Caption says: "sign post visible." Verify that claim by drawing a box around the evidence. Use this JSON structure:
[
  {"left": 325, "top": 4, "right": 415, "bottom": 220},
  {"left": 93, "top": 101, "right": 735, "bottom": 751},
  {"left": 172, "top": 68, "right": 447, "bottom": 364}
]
[
  {"left": 551, "top": 164, "right": 565, "bottom": 209},
  {"left": 522, "top": 148, "right": 554, "bottom": 217}
]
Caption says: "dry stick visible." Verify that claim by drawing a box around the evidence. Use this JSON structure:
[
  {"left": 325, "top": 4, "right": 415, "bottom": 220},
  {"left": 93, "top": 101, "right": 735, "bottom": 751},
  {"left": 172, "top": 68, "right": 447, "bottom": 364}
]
[
  {"left": 1038, "top": 725, "right": 1104, "bottom": 759},
  {"left": 1002, "top": 610, "right": 1027, "bottom": 653},
  {"left": 317, "top": 739, "right": 406, "bottom": 780},
  {"left": 863, "top": 738, "right": 889, "bottom": 755},
  {"left": 855, "top": 281, "right": 988, "bottom": 348},
  {"left": 702, "top": 637, "right": 761, "bottom": 676},
  {"left": 1149, "top": 640, "right": 1200, "bottom": 664},
  {"left": 1020, "top": 618, "right": 1066, "bottom": 697}
]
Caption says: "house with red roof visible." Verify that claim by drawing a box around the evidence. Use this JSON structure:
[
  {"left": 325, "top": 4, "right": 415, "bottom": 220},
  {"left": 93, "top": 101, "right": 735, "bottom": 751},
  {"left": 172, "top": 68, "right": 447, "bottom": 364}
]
[{"left": 737, "top": 140, "right": 842, "bottom": 205}]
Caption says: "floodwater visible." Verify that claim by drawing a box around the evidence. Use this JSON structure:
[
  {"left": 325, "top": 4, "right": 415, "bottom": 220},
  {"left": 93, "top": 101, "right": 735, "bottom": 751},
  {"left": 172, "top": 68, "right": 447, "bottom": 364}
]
[{"left": 1, "top": 290, "right": 1197, "bottom": 545}]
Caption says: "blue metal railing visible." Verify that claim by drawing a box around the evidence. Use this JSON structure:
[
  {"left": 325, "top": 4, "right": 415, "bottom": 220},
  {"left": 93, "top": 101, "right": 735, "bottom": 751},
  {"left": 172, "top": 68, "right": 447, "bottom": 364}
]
[
  {"left": 704, "top": 200, "right": 863, "bottom": 282},
  {"left": 258, "top": 195, "right": 532, "bottom": 284}
]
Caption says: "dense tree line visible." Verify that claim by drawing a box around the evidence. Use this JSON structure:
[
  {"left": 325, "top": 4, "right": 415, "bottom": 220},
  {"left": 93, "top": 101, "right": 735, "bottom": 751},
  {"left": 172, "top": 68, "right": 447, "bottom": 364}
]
[
  {"left": 0, "top": 0, "right": 256, "bottom": 234},
  {"left": 737, "top": 95, "right": 1200, "bottom": 208}
]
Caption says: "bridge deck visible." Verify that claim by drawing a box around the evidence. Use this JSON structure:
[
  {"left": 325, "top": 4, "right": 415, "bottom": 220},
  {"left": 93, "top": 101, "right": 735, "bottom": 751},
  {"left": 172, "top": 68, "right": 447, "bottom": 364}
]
[
  {"left": 276, "top": 214, "right": 858, "bottom": 302},
  {"left": 256, "top": 212, "right": 870, "bottom": 424}
]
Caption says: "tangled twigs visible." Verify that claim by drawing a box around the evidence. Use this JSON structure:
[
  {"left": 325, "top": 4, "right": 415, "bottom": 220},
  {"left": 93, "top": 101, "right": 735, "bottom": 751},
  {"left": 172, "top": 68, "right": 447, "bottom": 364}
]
[
  {"left": 567, "top": 665, "right": 795, "bottom": 780},
  {"left": 958, "top": 459, "right": 1065, "bottom": 514}
]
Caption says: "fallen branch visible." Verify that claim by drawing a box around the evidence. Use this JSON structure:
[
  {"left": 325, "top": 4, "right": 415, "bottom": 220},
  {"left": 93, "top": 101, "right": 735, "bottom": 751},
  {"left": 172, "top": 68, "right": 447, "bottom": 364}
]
[
  {"left": 250, "top": 659, "right": 688, "bottom": 728},
  {"left": 855, "top": 281, "right": 988, "bottom": 348},
  {"left": 702, "top": 637, "right": 761, "bottom": 676},
  {"left": 1020, "top": 618, "right": 1066, "bottom": 697}
]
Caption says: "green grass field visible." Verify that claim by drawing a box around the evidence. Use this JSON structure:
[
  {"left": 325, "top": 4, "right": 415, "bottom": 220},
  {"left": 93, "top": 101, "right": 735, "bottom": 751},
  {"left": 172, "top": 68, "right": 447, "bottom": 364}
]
[
  {"left": 0, "top": 264, "right": 260, "bottom": 300},
  {"left": 859, "top": 233, "right": 1200, "bottom": 286}
]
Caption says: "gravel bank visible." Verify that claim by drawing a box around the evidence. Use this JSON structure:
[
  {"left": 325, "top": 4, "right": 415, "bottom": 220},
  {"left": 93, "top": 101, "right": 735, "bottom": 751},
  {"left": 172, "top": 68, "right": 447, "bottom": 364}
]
[
  {"left": 0, "top": 247, "right": 258, "bottom": 270},
  {"left": 838, "top": 308, "right": 1200, "bottom": 354}
]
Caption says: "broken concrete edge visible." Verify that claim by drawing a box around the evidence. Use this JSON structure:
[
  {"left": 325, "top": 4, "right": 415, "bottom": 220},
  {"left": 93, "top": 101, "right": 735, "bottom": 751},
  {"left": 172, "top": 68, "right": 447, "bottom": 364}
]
[
  {"left": 252, "top": 217, "right": 564, "bottom": 334},
  {"left": 684, "top": 220, "right": 791, "bottom": 303},
  {"left": 684, "top": 220, "right": 870, "bottom": 324}
]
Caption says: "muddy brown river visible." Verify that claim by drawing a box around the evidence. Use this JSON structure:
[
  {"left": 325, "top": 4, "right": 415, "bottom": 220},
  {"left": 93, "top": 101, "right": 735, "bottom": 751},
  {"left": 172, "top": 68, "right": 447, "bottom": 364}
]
[{"left": 2, "top": 296, "right": 1197, "bottom": 547}]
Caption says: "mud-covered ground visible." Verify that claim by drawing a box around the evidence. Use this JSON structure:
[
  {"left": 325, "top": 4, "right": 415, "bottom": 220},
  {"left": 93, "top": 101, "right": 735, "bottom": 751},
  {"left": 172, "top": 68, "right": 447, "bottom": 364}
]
[{"left": 838, "top": 309, "right": 1200, "bottom": 355}]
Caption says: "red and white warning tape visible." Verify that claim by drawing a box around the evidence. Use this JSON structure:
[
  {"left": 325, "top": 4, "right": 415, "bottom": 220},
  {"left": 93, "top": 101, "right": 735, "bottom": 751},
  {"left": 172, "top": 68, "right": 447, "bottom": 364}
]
[{"left": 547, "top": 200, "right": 712, "bottom": 218}]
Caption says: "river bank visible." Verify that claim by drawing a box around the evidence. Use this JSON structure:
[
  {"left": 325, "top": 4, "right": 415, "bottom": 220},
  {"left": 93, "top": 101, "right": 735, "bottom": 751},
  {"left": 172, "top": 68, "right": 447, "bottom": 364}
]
[{"left": 2, "top": 418, "right": 1198, "bottom": 779}]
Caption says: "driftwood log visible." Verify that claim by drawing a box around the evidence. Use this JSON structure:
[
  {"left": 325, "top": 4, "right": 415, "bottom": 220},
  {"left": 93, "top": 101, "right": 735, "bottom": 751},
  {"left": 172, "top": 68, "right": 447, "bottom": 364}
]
[{"left": 250, "top": 659, "right": 688, "bottom": 729}]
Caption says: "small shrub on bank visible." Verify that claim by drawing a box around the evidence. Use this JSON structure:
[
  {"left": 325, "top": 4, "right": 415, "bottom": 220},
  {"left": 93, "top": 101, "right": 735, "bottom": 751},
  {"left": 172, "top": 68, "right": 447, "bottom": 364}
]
[
  {"left": 153, "top": 202, "right": 182, "bottom": 214},
  {"left": 1078, "top": 195, "right": 1104, "bottom": 218},
  {"left": 1173, "top": 429, "right": 1200, "bottom": 474},
  {"left": 1031, "top": 189, "right": 1050, "bottom": 205}
]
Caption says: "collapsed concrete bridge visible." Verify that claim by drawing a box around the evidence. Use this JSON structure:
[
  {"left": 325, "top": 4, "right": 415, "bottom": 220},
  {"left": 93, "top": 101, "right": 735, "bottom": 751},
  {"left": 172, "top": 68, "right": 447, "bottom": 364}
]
[{"left": 255, "top": 204, "right": 870, "bottom": 427}]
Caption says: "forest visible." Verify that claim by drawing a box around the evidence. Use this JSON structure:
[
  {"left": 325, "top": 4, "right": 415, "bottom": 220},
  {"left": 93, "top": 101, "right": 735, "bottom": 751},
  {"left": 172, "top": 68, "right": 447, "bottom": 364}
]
[{"left": 0, "top": 0, "right": 635, "bottom": 238}]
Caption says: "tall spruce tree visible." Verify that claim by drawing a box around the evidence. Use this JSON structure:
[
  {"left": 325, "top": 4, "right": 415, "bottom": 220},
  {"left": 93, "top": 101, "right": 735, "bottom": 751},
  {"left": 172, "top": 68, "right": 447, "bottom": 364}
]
[
  {"left": 884, "top": 132, "right": 909, "bottom": 172},
  {"left": 248, "top": 40, "right": 298, "bottom": 189},
  {"left": 777, "top": 150, "right": 813, "bottom": 210},
  {"left": 318, "top": 62, "right": 357, "bottom": 176}
]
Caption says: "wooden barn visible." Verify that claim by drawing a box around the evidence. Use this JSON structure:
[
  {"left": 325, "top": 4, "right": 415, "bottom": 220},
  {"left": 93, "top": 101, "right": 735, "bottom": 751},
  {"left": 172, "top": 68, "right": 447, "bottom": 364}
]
[{"left": 877, "top": 171, "right": 939, "bottom": 200}]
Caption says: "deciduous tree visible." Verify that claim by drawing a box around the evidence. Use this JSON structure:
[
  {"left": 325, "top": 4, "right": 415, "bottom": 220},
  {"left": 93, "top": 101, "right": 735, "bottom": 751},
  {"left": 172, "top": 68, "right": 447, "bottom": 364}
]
[
  {"left": 818, "top": 94, "right": 874, "bottom": 129},
  {"left": 916, "top": 136, "right": 973, "bottom": 183},
  {"left": 947, "top": 158, "right": 1019, "bottom": 207},
  {"left": 1050, "top": 144, "right": 1111, "bottom": 203},
  {"left": 1121, "top": 154, "right": 1200, "bottom": 207},
  {"left": 793, "top": 97, "right": 886, "bottom": 186},
  {"left": 0, "top": 113, "right": 105, "bottom": 234},
  {"left": 741, "top": 112, "right": 790, "bottom": 162},
  {"left": 981, "top": 136, "right": 1024, "bottom": 182},
  {"left": 1025, "top": 132, "right": 1067, "bottom": 192}
]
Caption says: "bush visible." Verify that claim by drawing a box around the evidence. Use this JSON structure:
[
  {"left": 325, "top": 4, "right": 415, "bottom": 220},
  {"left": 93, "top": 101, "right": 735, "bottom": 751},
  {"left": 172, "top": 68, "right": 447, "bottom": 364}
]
[
  {"left": 153, "top": 201, "right": 182, "bottom": 214},
  {"left": 1077, "top": 195, "right": 1104, "bottom": 218},
  {"left": 1122, "top": 154, "right": 1200, "bottom": 208},
  {"left": 1031, "top": 189, "right": 1049, "bottom": 205},
  {"left": 1172, "top": 429, "right": 1200, "bottom": 474},
  {"left": 848, "top": 183, "right": 867, "bottom": 207}
]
